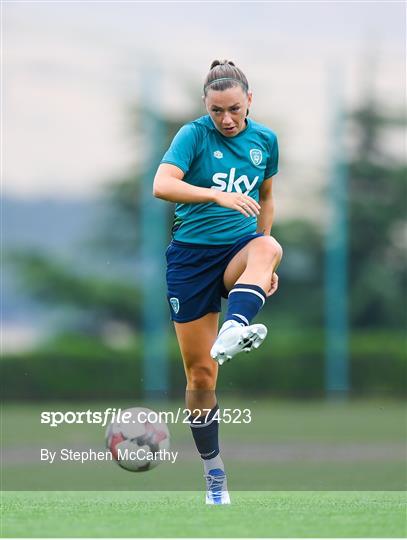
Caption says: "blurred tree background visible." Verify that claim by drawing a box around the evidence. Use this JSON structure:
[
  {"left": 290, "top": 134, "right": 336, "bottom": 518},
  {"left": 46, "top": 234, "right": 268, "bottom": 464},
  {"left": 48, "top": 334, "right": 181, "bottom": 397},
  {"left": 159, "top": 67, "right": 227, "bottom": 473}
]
[{"left": 3, "top": 93, "right": 406, "bottom": 400}]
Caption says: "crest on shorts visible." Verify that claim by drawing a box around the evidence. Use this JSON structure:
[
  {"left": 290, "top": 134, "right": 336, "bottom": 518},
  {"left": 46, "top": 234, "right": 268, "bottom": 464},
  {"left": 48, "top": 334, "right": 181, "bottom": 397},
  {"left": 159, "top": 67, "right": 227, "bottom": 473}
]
[
  {"left": 170, "top": 297, "right": 180, "bottom": 314},
  {"left": 250, "top": 149, "right": 263, "bottom": 166}
]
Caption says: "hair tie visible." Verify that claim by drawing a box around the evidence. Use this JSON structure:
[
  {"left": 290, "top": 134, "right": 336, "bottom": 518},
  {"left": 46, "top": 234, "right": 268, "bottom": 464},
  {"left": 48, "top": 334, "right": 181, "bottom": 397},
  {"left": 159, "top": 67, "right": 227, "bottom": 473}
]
[{"left": 204, "top": 77, "right": 248, "bottom": 91}]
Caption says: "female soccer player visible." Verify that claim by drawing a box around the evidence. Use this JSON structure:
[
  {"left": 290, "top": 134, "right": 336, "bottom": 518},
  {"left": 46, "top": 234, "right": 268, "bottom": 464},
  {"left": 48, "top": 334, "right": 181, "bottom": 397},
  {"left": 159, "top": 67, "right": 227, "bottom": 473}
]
[{"left": 153, "top": 60, "right": 282, "bottom": 504}]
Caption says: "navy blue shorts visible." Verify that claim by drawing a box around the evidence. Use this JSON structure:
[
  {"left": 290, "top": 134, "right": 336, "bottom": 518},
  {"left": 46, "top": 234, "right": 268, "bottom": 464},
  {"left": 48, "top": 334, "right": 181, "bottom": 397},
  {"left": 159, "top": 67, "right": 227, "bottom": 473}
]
[{"left": 166, "top": 233, "right": 263, "bottom": 323}]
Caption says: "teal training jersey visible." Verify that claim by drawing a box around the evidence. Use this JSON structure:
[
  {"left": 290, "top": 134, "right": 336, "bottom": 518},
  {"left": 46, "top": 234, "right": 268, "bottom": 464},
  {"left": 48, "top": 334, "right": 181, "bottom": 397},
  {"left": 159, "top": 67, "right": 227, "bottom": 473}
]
[{"left": 160, "top": 115, "right": 279, "bottom": 245}]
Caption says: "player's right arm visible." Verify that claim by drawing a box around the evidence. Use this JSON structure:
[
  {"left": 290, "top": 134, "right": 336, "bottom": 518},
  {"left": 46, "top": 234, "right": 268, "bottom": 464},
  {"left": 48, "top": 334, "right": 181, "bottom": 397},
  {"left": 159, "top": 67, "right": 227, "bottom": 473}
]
[
  {"left": 153, "top": 164, "right": 216, "bottom": 204},
  {"left": 153, "top": 164, "right": 260, "bottom": 217}
]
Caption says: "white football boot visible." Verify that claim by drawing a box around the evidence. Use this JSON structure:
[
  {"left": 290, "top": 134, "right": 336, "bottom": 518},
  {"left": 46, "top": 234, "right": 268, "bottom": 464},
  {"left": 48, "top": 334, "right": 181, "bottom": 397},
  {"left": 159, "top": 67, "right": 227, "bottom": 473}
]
[
  {"left": 210, "top": 320, "right": 268, "bottom": 365},
  {"left": 205, "top": 468, "right": 231, "bottom": 505}
]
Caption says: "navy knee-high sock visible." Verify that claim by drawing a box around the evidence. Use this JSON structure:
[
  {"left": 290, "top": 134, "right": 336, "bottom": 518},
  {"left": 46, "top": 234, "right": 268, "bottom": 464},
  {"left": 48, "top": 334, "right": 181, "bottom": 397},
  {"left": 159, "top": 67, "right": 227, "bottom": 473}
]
[
  {"left": 189, "top": 404, "right": 220, "bottom": 460},
  {"left": 225, "top": 284, "right": 266, "bottom": 326}
]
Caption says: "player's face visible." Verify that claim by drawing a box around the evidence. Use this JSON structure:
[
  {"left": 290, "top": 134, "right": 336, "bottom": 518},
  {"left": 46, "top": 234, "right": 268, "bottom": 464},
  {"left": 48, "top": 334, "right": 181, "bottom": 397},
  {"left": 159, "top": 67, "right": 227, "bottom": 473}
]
[{"left": 204, "top": 86, "right": 252, "bottom": 137}]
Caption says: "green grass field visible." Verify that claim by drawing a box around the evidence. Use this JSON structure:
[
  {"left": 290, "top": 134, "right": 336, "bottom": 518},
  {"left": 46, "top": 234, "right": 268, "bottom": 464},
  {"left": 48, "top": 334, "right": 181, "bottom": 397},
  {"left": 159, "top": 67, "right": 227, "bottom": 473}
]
[{"left": 2, "top": 490, "right": 406, "bottom": 537}]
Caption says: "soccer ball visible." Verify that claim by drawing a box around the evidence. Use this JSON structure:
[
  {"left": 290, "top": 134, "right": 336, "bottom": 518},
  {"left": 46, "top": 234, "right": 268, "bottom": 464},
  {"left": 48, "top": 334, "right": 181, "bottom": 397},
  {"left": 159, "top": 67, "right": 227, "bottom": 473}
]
[{"left": 105, "top": 407, "right": 170, "bottom": 472}]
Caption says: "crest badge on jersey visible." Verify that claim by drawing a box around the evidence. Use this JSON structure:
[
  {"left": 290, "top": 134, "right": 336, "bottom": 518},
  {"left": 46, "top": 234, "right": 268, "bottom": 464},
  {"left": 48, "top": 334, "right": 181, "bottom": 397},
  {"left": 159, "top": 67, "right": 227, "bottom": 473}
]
[
  {"left": 250, "top": 149, "right": 263, "bottom": 167},
  {"left": 170, "top": 297, "right": 180, "bottom": 314},
  {"left": 213, "top": 150, "right": 223, "bottom": 159}
]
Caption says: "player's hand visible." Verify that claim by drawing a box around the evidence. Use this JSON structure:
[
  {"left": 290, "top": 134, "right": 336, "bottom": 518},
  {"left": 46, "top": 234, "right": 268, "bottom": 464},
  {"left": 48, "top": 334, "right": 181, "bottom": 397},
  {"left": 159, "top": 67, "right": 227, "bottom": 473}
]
[
  {"left": 212, "top": 191, "right": 260, "bottom": 217},
  {"left": 266, "top": 272, "right": 279, "bottom": 297}
]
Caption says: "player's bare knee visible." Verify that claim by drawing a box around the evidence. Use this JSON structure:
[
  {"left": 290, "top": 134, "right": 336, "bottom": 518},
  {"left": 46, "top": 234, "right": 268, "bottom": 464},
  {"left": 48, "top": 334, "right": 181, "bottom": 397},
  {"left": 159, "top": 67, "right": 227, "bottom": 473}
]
[
  {"left": 253, "top": 236, "right": 283, "bottom": 265},
  {"left": 187, "top": 364, "right": 216, "bottom": 390}
]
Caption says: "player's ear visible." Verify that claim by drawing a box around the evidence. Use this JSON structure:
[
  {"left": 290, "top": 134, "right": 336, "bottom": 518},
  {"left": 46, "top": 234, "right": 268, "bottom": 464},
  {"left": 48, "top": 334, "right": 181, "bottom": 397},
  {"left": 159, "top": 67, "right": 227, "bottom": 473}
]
[{"left": 246, "top": 91, "right": 253, "bottom": 117}]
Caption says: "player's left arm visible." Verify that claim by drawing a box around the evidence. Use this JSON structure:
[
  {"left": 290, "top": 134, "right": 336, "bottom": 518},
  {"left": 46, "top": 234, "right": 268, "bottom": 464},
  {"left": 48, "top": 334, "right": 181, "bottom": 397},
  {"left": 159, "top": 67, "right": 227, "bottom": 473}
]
[
  {"left": 256, "top": 177, "right": 275, "bottom": 236},
  {"left": 257, "top": 176, "right": 281, "bottom": 296}
]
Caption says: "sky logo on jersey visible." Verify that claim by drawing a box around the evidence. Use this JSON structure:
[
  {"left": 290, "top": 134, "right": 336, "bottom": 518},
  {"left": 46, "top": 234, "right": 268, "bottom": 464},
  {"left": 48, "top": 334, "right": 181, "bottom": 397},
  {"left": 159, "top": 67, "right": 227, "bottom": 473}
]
[
  {"left": 211, "top": 168, "right": 259, "bottom": 194},
  {"left": 250, "top": 149, "right": 263, "bottom": 166}
]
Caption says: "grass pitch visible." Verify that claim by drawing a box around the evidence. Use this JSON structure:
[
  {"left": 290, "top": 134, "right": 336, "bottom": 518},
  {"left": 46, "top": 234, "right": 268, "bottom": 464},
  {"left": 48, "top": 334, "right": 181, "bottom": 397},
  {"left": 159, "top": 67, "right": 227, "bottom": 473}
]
[{"left": 2, "top": 490, "right": 406, "bottom": 538}]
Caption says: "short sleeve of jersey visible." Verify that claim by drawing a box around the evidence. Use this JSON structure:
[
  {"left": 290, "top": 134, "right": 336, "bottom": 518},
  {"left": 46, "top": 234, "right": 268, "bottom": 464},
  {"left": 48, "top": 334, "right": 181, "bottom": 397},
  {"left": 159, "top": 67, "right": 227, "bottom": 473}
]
[
  {"left": 160, "top": 123, "right": 198, "bottom": 174},
  {"left": 264, "top": 134, "right": 279, "bottom": 178}
]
